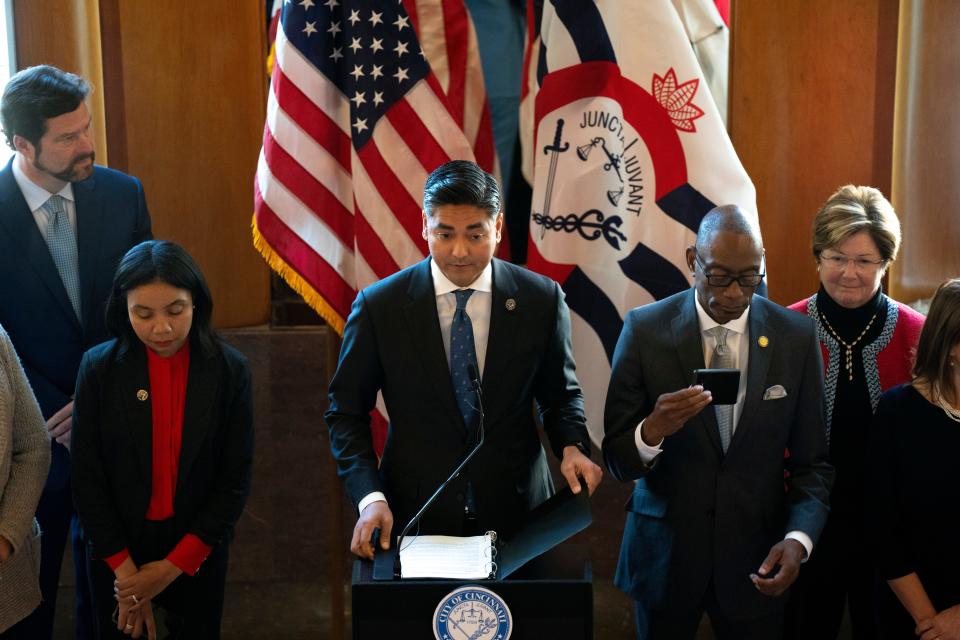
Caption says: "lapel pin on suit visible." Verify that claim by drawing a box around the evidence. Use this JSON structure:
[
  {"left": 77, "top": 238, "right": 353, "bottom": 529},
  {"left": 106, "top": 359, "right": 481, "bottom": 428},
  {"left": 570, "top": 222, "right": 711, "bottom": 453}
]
[
  {"left": 758, "top": 336, "right": 769, "bottom": 348},
  {"left": 505, "top": 298, "right": 517, "bottom": 311},
  {"left": 137, "top": 389, "right": 149, "bottom": 401}
]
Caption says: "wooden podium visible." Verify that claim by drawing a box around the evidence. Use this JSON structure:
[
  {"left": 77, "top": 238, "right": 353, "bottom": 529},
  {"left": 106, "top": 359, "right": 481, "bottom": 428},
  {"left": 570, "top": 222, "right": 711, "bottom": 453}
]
[{"left": 351, "top": 544, "right": 593, "bottom": 639}]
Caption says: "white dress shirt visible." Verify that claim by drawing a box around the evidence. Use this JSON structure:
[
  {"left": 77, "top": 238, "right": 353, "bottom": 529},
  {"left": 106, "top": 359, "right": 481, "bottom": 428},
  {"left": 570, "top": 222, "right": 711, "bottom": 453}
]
[
  {"left": 358, "top": 260, "right": 494, "bottom": 515},
  {"left": 632, "top": 295, "right": 813, "bottom": 558},
  {"left": 12, "top": 156, "right": 77, "bottom": 238}
]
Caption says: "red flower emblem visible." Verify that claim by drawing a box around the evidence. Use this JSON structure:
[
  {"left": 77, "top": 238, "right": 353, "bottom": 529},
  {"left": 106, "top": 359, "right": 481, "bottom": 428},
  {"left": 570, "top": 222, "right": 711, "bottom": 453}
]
[{"left": 652, "top": 68, "right": 705, "bottom": 133}]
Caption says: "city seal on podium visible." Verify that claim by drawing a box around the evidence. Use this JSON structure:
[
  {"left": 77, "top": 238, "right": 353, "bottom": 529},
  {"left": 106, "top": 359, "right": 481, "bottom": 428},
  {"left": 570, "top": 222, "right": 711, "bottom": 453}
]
[{"left": 432, "top": 585, "right": 513, "bottom": 640}]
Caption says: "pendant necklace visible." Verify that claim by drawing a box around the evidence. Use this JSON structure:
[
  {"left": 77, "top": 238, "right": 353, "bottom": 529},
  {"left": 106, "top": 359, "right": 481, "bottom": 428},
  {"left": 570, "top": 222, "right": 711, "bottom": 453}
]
[{"left": 819, "top": 311, "right": 879, "bottom": 382}]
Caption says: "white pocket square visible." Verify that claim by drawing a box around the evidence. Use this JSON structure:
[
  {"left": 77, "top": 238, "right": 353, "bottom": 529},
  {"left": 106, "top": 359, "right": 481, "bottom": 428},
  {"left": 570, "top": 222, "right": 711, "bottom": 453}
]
[{"left": 763, "top": 385, "right": 787, "bottom": 400}]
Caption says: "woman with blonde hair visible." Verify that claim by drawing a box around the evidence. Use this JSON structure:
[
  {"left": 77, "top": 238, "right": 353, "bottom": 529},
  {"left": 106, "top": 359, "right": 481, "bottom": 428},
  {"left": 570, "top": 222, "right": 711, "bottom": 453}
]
[
  {"left": 867, "top": 278, "right": 960, "bottom": 639},
  {"left": 785, "top": 185, "right": 925, "bottom": 639}
]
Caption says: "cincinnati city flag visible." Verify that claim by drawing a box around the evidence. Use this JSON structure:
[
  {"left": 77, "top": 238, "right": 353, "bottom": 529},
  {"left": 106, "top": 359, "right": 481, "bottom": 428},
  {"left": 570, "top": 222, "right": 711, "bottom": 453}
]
[{"left": 526, "top": 0, "right": 757, "bottom": 445}]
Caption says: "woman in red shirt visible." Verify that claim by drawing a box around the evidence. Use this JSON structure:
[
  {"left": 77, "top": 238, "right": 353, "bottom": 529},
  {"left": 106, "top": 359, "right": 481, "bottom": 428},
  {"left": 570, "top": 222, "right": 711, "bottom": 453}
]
[{"left": 72, "top": 240, "right": 254, "bottom": 639}]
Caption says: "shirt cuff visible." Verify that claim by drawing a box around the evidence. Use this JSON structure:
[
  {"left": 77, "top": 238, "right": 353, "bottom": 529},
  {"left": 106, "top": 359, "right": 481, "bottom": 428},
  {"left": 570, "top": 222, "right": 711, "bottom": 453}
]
[
  {"left": 103, "top": 548, "right": 130, "bottom": 572},
  {"left": 785, "top": 531, "right": 813, "bottom": 562},
  {"left": 635, "top": 419, "right": 664, "bottom": 465},
  {"left": 358, "top": 492, "right": 388, "bottom": 515},
  {"left": 166, "top": 534, "right": 213, "bottom": 576}
]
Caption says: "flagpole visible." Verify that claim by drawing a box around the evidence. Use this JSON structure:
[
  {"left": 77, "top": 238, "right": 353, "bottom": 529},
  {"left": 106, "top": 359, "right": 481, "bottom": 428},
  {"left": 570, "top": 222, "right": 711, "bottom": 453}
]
[{"left": 326, "top": 328, "right": 345, "bottom": 640}]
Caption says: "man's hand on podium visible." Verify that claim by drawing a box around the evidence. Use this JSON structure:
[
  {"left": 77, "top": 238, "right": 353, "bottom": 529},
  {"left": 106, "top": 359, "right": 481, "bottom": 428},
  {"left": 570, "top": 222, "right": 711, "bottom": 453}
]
[
  {"left": 560, "top": 445, "right": 603, "bottom": 496},
  {"left": 352, "top": 501, "right": 394, "bottom": 560}
]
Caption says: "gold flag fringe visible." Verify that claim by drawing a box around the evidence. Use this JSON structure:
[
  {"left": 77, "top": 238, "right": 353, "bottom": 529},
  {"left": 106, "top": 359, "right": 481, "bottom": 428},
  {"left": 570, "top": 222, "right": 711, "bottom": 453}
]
[{"left": 251, "top": 214, "right": 346, "bottom": 336}]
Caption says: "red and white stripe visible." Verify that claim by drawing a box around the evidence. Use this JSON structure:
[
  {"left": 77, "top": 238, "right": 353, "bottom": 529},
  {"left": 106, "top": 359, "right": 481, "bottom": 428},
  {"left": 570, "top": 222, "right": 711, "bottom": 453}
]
[
  {"left": 256, "top": 1, "right": 498, "bottom": 453},
  {"left": 255, "top": 1, "right": 498, "bottom": 326}
]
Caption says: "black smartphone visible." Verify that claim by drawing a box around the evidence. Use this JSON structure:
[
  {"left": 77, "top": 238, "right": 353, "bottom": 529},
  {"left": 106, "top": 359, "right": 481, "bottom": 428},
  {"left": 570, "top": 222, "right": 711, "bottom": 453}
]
[{"left": 694, "top": 368, "right": 740, "bottom": 405}]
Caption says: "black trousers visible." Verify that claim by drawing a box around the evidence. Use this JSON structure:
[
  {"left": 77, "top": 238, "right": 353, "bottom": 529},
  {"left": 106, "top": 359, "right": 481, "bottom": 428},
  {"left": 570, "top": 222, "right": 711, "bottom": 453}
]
[
  {"left": 784, "top": 512, "right": 877, "bottom": 640},
  {"left": 635, "top": 579, "right": 785, "bottom": 640},
  {"left": 87, "top": 520, "right": 229, "bottom": 640}
]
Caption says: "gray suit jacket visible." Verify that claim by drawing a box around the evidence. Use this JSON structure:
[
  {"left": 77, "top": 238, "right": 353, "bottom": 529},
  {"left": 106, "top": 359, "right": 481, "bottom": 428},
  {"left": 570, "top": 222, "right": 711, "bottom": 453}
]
[{"left": 603, "top": 289, "right": 833, "bottom": 619}]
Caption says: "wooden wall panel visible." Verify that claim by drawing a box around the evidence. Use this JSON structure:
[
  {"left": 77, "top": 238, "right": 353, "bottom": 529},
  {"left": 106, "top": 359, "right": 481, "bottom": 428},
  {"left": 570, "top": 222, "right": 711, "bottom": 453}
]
[
  {"left": 13, "top": 0, "right": 109, "bottom": 164},
  {"left": 729, "top": 0, "right": 899, "bottom": 306},
  {"left": 105, "top": 2, "right": 270, "bottom": 328},
  {"left": 888, "top": 0, "right": 960, "bottom": 303}
]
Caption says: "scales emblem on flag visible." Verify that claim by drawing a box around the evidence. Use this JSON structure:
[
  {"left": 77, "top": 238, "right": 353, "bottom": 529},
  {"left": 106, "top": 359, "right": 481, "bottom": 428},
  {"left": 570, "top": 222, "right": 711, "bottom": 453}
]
[{"left": 532, "top": 63, "right": 707, "bottom": 265}]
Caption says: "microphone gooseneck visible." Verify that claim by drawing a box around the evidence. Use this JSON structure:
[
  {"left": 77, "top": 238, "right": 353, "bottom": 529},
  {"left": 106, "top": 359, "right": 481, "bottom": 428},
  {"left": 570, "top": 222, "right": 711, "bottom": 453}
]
[{"left": 394, "top": 363, "right": 486, "bottom": 576}]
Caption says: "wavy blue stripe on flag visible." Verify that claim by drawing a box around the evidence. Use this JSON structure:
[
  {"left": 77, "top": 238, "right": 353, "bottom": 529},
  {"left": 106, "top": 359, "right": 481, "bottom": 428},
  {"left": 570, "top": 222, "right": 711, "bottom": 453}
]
[
  {"left": 618, "top": 241, "right": 692, "bottom": 302},
  {"left": 656, "top": 182, "right": 717, "bottom": 234},
  {"left": 562, "top": 267, "right": 623, "bottom": 363},
  {"left": 549, "top": 0, "right": 616, "bottom": 64}
]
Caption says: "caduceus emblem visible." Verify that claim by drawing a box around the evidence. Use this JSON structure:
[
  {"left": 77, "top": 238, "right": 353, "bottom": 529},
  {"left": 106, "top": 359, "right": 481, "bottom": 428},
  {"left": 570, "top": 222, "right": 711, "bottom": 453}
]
[{"left": 534, "top": 119, "right": 627, "bottom": 250}]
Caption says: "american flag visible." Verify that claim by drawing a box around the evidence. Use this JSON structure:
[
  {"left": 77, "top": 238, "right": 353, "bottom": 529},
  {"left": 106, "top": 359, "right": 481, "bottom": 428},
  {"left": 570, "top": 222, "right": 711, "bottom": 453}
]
[{"left": 254, "top": 0, "right": 496, "bottom": 336}]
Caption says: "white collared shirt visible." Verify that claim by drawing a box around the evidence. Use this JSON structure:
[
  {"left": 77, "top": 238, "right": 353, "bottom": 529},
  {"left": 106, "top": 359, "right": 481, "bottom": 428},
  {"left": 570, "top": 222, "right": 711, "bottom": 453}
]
[
  {"left": 634, "top": 295, "right": 750, "bottom": 460},
  {"left": 430, "top": 258, "right": 493, "bottom": 378},
  {"left": 357, "top": 259, "right": 494, "bottom": 515},
  {"left": 632, "top": 293, "right": 813, "bottom": 559},
  {"left": 12, "top": 155, "right": 77, "bottom": 239},
  {"left": 693, "top": 294, "right": 750, "bottom": 427}
]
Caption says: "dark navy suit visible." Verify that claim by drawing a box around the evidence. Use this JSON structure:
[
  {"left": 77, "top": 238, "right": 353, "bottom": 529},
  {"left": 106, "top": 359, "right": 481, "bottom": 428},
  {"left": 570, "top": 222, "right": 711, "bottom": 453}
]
[
  {"left": 603, "top": 290, "right": 834, "bottom": 638},
  {"left": 326, "top": 257, "right": 589, "bottom": 538},
  {"left": 0, "top": 158, "right": 151, "bottom": 638}
]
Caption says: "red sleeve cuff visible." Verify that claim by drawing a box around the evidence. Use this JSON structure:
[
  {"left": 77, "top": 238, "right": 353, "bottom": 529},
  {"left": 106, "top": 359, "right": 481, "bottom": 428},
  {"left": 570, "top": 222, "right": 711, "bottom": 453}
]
[
  {"left": 103, "top": 548, "right": 130, "bottom": 572},
  {"left": 166, "top": 534, "right": 213, "bottom": 576}
]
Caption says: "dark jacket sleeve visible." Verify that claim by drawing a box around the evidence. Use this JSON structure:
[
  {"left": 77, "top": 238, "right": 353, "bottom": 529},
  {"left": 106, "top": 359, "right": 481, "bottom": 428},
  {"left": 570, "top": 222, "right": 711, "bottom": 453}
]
[
  {"left": 325, "top": 291, "right": 384, "bottom": 509},
  {"left": 602, "top": 309, "right": 655, "bottom": 481},
  {"left": 71, "top": 348, "right": 130, "bottom": 558},
  {"left": 533, "top": 282, "right": 590, "bottom": 458},
  {"left": 132, "top": 176, "right": 152, "bottom": 243},
  {"left": 186, "top": 350, "right": 255, "bottom": 547},
  {"left": 782, "top": 324, "right": 834, "bottom": 541}
]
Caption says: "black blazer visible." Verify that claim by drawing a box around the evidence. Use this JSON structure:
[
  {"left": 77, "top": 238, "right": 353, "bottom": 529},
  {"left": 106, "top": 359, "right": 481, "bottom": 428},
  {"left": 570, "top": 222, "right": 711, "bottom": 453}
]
[
  {"left": 603, "top": 290, "right": 834, "bottom": 619},
  {"left": 71, "top": 338, "right": 254, "bottom": 560},
  {"left": 0, "top": 159, "right": 151, "bottom": 489},
  {"left": 325, "top": 257, "right": 589, "bottom": 537}
]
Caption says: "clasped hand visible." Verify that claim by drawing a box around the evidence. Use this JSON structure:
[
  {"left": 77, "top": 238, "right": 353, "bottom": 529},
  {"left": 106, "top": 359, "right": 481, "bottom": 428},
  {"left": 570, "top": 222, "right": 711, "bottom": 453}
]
[
  {"left": 917, "top": 603, "right": 960, "bottom": 640},
  {"left": 115, "top": 559, "right": 182, "bottom": 613},
  {"left": 115, "top": 597, "right": 155, "bottom": 639}
]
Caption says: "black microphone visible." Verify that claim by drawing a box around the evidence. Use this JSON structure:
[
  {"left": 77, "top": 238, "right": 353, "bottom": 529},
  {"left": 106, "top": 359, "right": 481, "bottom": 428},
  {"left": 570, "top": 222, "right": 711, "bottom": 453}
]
[
  {"left": 394, "top": 363, "right": 486, "bottom": 576},
  {"left": 466, "top": 363, "right": 484, "bottom": 443}
]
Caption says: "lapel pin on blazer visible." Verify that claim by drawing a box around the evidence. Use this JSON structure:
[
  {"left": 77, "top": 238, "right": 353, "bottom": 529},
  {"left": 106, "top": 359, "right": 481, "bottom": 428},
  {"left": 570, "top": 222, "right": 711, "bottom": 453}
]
[
  {"left": 505, "top": 298, "right": 517, "bottom": 311},
  {"left": 137, "top": 389, "right": 149, "bottom": 401},
  {"left": 758, "top": 336, "right": 769, "bottom": 348}
]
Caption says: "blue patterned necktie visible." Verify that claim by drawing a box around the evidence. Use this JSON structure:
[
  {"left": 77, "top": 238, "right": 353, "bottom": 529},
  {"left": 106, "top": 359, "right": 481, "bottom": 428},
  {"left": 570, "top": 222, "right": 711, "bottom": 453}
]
[
  {"left": 43, "top": 195, "right": 82, "bottom": 320},
  {"left": 709, "top": 326, "right": 735, "bottom": 453},
  {"left": 450, "top": 289, "right": 480, "bottom": 432}
]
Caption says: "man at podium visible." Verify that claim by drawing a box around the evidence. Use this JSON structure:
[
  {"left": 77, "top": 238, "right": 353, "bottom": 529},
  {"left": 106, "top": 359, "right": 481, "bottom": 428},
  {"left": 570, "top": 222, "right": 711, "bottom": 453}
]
[{"left": 325, "top": 160, "right": 602, "bottom": 560}]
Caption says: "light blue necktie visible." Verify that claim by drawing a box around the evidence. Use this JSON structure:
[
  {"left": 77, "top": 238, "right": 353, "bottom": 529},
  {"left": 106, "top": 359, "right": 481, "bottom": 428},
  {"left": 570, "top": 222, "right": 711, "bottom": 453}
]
[
  {"left": 450, "top": 289, "right": 480, "bottom": 433},
  {"left": 709, "top": 326, "right": 735, "bottom": 453},
  {"left": 43, "top": 195, "right": 82, "bottom": 320}
]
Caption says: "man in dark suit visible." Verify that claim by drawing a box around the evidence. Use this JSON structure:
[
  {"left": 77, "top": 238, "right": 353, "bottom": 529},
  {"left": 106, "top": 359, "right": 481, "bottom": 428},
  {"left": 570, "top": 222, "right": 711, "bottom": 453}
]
[
  {"left": 326, "top": 160, "right": 602, "bottom": 560},
  {"left": 603, "top": 205, "right": 834, "bottom": 639},
  {"left": 0, "top": 65, "right": 151, "bottom": 639}
]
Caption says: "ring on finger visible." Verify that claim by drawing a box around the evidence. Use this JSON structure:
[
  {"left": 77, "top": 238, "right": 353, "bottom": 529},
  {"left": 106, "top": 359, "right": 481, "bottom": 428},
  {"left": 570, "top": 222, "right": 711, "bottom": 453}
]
[{"left": 130, "top": 594, "right": 139, "bottom": 604}]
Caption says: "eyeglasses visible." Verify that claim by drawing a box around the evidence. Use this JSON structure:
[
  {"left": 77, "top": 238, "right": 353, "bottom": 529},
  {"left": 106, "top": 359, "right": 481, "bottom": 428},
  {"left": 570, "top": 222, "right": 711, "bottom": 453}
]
[
  {"left": 819, "top": 253, "right": 887, "bottom": 273},
  {"left": 694, "top": 255, "right": 765, "bottom": 288}
]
